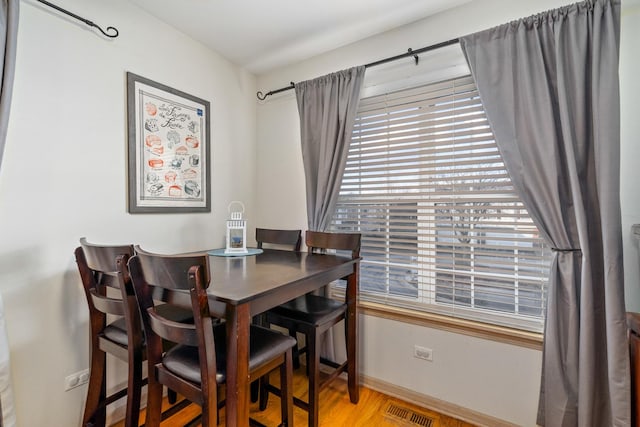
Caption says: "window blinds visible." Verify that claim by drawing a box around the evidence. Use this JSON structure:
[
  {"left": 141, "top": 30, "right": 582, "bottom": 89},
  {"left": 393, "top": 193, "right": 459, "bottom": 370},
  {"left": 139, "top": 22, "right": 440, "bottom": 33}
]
[{"left": 331, "top": 75, "right": 550, "bottom": 332}]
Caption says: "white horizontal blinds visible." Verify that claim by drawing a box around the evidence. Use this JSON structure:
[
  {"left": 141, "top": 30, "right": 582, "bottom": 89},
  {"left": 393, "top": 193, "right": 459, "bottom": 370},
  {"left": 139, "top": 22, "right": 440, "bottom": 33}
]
[{"left": 331, "top": 75, "right": 550, "bottom": 332}]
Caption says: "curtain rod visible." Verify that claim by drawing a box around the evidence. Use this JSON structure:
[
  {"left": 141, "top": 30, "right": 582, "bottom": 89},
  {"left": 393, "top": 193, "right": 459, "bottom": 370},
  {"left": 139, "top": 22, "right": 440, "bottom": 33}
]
[
  {"left": 256, "top": 37, "right": 459, "bottom": 101},
  {"left": 35, "top": 0, "right": 119, "bottom": 38}
]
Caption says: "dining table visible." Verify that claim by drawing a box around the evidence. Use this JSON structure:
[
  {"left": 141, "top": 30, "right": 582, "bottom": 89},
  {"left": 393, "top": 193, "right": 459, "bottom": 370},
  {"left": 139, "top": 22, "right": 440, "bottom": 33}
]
[{"left": 203, "top": 248, "right": 360, "bottom": 427}]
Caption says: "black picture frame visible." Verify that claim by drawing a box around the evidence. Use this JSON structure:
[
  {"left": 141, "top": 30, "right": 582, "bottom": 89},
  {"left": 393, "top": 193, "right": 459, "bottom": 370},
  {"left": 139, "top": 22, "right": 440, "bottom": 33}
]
[{"left": 126, "top": 72, "right": 211, "bottom": 213}]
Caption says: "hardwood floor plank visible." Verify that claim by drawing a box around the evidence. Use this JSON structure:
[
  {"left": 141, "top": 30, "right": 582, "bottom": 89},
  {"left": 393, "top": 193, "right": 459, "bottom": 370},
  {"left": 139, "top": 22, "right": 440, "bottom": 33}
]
[{"left": 109, "top": 370, "right": 476, "bottom": 427}]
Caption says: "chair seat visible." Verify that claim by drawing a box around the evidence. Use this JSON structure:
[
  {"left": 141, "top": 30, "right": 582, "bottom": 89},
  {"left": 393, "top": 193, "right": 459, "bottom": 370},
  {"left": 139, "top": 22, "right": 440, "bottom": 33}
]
[
  {"left": 102, "top": 317, "right": 129, "bottom": 346},
  {"left": 102, "top": 304, "right": 194, "bottom": 347},
  {"left": 268, "top": 294, "right": 346, "bottom": 326},
  {"left": 163, "top": 324, "right": 296, "bottom": 385}
]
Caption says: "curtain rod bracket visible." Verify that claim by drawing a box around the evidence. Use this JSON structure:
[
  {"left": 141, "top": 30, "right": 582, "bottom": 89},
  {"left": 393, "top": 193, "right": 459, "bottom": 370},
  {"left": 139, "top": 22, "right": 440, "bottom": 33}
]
[
  {"left": 408, "top": 48, "right": 419, "bottom": 65},
  {"left": 36, "top": 0, "right": 119, "bottom": 38}
]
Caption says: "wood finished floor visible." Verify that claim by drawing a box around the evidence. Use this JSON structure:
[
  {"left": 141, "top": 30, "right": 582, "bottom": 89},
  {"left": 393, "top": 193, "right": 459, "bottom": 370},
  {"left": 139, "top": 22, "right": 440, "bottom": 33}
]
[{"left": 110, "top": 369, "right": 477, "bottom": 427}]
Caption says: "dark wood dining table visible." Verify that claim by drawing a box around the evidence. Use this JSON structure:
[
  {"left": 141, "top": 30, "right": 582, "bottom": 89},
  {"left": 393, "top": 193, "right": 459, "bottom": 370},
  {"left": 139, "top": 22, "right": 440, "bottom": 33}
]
[{"left": 204, "top": 248, "right": 360, "bottom": 427}]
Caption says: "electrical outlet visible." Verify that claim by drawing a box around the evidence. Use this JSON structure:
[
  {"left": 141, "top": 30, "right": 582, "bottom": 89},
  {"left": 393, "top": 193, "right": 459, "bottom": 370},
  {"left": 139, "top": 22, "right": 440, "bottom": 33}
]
[
  {"left": 65, "top": 369, "right": 90, "bottom": 391},
  {"left": 414, "top": 345, "right": 433, "bottom": 362}
]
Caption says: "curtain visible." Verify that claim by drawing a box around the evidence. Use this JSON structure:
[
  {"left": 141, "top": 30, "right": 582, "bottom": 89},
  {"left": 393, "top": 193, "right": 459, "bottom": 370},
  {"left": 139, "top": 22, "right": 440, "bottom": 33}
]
[
  {"left": 0, "top": 3, "right": 18, "bottom": 425},
  {"left": 295, "top": 66, "right": 365, "bottom": 360},
  {"left": 295, "top": 66, "right": 365, "bottom": 232},
  {"left": 0, "top": 0, "right": 18, "bottom": 171},
  {"left": 460, "top": 0, "right": 628, "bottom": 425}
]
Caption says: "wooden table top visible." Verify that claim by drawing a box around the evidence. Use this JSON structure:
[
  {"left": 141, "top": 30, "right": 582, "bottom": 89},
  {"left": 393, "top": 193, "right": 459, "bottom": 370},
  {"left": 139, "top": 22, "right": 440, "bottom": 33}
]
[{"left": 206, "top": 248, "right": 357, "bottom": 305}]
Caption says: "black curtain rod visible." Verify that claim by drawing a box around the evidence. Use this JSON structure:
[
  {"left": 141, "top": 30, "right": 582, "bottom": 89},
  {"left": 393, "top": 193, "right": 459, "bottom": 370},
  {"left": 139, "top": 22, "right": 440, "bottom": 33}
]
[
  {"left": 256, "top": 37, "right": 459, "bottom": 101},
  {"left": 35, "top": 0, "right": 119, "bottom": 38}
]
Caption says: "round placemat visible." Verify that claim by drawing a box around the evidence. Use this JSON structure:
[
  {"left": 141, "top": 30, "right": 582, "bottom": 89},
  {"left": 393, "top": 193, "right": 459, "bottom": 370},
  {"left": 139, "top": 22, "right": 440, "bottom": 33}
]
[{"left": 207, "top": 248, "right": 263, "bottom": 257}]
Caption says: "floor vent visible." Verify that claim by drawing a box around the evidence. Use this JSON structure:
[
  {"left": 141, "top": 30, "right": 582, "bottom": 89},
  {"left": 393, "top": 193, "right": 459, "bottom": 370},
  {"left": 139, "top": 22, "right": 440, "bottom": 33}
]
[{"left": 384, "top": 403, "right": 435, "bottom": 427}]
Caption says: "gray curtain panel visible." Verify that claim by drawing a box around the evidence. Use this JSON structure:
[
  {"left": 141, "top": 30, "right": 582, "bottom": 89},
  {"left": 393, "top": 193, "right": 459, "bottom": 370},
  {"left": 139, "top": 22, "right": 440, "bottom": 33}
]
[
  {"left": 295, "top": 66, "right": 365, "bottom": 360},
  {"left": 295, "top": 66, "right": 365, "bottom": 232},
  {"left": 0, "top": 0, "right": 18, "bottom": 172},
  {"left": 460, "top": 0, "right": 628, "bottom": 425},
  {"left": 0, "top": 3, "right": 18, "bottom": 425}
]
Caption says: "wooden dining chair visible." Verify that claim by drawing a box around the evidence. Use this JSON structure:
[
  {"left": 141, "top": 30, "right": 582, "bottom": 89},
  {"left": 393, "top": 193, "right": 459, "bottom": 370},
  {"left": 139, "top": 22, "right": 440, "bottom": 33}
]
[
  {"left": 75, "top": 238, "right": 143, "bottom": 427},
  {"left": 256, "top": 228, "right": 302, "bottom": 251},
  {"left": 254, "top": 228, "right": 301, "bottom": 365},
  {"left": 260, "top": 230, "right": 361, "bottom": 427},
  {"left": 75, "top": 238, "right": 190, "bottom": 427},
  {"left": 127, "top": 247, "right": 296, "bottom": 427},
  {"left": 251, "top": 228, "right": 303, "bottom": 401}
]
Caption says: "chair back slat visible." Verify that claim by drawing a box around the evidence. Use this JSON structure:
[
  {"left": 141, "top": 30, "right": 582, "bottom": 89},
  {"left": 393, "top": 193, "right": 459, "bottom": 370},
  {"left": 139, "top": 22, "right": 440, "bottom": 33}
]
[
  {"left": 256, "top": 228, "right": 302, "bottom": 251},
  {"left": 148, "top": 309, "right": 198, "bottom": 346},
  {"left": 133, "top": 246, "right": 210, "bottom": 290},
  {"left": 89, "top": 290, "right": 126, "bottom": 316},
  {"left": 80, "top": 237, "right": 134, "bottom": 274},
  {"left": 305, "top": 230, "right": 361, "bottom": 259}
]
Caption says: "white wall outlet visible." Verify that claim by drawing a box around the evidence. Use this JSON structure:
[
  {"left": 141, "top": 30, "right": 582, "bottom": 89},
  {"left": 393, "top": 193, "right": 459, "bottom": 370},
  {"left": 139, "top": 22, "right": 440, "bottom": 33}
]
[
  {"left": 65, "top": 369, "right": 90, "bottom": 391},
  {"left": 414, "top": 345, "right": 433, "bottom": 362}
]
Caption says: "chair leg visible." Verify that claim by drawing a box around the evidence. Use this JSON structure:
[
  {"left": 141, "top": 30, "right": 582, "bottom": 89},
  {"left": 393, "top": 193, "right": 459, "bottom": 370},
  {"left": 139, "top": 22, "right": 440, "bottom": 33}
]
[
  {"left": 251, "top": 379, "right": 260, "bottom": 403},
  {"left": 279, "top": 350, "right": 294, "bottom": 427},
  {"left": 83, "top": 349, "right": 106, "bottom": 427},
  {"left": 307, "top": 331, "right": 321, "bottom": 427},
  {"left": 289, "top": 329, "right": 301, "bottom": 370},
  {"left": 124, "top": 353, "right": 143, "bottom": 427},
  {"left": 259, "top": 373, "right": 270, "bottom": 411},
  {"left": 143, "top": 375, "right": 164, "bottom": 427},
  {"left": 201, "top": 378, "right": 217, "bottom": 427},
  {"left": 167, "top": 388, "right": 177, "bottom": 404}
]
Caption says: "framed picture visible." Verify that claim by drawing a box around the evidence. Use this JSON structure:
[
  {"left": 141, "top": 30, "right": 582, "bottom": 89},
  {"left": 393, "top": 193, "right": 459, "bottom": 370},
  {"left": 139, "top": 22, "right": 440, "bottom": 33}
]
[{"left": 126, "top": 72, "right": 211, "bottom": 213}]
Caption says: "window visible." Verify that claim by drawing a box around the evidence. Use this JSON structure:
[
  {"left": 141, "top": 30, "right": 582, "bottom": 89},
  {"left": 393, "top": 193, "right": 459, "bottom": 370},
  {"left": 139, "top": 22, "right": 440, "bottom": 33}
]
[{"left": 331, "top": 74, "right": 551, "bottom": 332}]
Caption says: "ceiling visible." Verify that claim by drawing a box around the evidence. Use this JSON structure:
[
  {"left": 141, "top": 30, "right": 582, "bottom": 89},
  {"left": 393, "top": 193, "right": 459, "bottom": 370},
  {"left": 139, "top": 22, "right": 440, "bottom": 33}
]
[{"left": 129, "top": 0, "right": 471, "bottom": 74}]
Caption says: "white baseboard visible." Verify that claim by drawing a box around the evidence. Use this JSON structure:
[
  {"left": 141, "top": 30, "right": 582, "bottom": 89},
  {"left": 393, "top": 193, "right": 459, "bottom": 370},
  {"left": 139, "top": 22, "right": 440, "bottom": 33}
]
[{"left": 360, "top": 374, "right": 518, "bottom": 427}]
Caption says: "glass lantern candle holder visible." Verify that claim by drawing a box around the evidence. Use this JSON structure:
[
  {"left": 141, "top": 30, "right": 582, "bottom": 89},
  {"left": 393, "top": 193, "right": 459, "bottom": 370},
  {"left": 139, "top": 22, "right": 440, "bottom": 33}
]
[{"left": 225, "top": 201, "right": 248, "bottom": 254}]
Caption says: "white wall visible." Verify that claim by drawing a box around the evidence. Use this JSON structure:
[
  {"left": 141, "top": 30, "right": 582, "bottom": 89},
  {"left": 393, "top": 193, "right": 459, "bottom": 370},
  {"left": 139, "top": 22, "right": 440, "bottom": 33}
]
[
  {"left": 0, "top": 0, "right": 257, "bottom": 425},
  {"left": 256, "top": 0, "right": 640, "bottom": 425}
]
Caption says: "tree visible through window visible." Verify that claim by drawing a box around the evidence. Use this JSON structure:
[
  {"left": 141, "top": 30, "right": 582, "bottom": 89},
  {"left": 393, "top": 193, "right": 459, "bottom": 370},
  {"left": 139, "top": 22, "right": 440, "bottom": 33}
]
[{"left": 331, "top": 75, "right": 550, "bottom": 332}]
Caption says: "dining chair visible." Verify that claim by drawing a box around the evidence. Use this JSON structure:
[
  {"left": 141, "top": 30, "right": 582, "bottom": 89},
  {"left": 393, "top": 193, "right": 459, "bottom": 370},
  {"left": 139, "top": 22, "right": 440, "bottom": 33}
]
[
  {"left": 252, "top": 228, "right": 303, "bottom": 401},
  {"left": 127, "top": 247, "right": 296, "bottom": 427},
  {"left": 75, "top": 238, "right": 143, "bottom": 427},
  {"left": 75, "top": 238, "right": 190, "bottom": 427},
  {"left": 256, "top": 228, "right": 302, "bottom": 252},
  {"left": 254, "top": 228, "right": 302, "bottom": 351},
  {"left": 260, "top": 230, "right": 361, "bottom": 427}
]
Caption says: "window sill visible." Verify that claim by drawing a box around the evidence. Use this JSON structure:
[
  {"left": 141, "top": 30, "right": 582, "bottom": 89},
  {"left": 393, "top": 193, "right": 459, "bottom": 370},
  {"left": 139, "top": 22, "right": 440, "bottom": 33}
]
[{"left": 358, "top": 300, "right": 543, "bottom": 350}]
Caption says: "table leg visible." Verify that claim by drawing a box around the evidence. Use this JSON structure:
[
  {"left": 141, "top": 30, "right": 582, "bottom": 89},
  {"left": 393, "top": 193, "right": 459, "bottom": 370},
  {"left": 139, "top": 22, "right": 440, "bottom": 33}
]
[
  {"left": 346, "top": 267, "right": 360, "bottom": 404},
  {"left": 225, "top": 303, "right": 251, "bottom": 427}
]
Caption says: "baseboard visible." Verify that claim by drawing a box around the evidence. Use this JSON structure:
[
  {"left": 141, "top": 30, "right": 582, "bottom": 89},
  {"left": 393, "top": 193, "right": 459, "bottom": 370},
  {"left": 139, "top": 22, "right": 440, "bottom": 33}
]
[{"left": 360, "top": 374, "right": 518, "bottom": 427}]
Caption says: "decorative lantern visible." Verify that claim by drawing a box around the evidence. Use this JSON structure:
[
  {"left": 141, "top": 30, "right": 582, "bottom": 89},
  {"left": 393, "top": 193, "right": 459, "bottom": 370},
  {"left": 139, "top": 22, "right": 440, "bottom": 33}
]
[{"left": 225, "top": 201, "right": 248, "bottom": 254}]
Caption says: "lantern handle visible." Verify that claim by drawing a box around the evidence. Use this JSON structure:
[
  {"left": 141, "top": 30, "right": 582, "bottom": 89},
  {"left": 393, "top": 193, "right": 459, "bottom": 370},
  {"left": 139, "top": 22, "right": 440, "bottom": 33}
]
[{"left": 227, "top": 201, "right": 245, "bottom": 214}]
